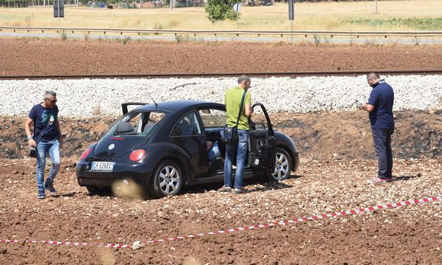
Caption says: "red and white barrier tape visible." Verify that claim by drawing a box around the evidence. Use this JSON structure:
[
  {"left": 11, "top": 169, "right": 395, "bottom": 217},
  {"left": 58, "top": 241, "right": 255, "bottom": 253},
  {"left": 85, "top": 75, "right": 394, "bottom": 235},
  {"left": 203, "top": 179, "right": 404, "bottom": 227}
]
[
  {"left": 0, "top": 239, "right": 128, "bottom": 249},
  {"left": 1, "top": 195, "right": 440, "bottom": 249}
]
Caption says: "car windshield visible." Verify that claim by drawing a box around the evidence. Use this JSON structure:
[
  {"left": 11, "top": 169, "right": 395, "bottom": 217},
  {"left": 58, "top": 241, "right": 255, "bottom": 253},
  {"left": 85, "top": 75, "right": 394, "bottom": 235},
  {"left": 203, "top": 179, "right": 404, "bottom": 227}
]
[{"left": 106, "top": 111, "right": 166, "bottom": 137}]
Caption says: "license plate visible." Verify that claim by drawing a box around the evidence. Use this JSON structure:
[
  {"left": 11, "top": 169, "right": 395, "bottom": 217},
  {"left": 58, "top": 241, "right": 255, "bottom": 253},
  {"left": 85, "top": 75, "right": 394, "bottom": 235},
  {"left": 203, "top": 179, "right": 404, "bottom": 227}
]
[{"left": 91, "top": 161, "right": 115, "bottom": 172}]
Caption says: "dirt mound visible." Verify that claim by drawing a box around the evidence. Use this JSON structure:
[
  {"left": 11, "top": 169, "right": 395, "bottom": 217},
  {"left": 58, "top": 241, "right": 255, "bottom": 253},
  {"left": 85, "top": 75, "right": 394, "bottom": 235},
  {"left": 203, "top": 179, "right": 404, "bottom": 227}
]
[
  {"left": 273, "top": 110, "right": 442, "bottom": 160},
  {"left": 3, "top": 110, "right": 442, "bottom": 161},
  {"left": 1, "top": 117, "right": 114, "bottom": 159}
]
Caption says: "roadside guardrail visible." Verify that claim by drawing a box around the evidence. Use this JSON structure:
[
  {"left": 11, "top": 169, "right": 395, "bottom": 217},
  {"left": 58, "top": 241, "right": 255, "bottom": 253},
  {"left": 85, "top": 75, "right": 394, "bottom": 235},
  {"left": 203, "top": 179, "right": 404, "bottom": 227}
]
[{"left": 1, "top": 26, "right": 442, "bottom": 39}]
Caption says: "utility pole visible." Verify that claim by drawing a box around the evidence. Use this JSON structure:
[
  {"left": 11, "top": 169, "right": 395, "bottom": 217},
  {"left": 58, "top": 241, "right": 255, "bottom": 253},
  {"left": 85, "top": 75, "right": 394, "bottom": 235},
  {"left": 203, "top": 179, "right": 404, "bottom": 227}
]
[
  {"left": 58, "top": 0, "right": 61, "bottom": 30},
  {"left": 375, "top": 0, "right": 378, "bottom": 14},
  {"left": 289, "top": 0, "right": 294, "bottom": 43}
]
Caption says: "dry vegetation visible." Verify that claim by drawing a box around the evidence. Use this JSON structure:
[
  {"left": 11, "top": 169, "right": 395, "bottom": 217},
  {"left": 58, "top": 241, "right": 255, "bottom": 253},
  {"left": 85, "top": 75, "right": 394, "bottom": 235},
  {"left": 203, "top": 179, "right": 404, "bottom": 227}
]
[{"left": 1, "top": 0, "right": 442, "bottom": 31}]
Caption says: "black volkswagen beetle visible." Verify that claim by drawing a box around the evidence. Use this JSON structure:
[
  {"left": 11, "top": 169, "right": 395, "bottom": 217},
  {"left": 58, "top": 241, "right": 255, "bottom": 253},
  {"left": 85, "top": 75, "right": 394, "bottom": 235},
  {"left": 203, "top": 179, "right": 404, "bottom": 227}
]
[{"left": 76, "top": 100, "right": 299, "bottom": 198}]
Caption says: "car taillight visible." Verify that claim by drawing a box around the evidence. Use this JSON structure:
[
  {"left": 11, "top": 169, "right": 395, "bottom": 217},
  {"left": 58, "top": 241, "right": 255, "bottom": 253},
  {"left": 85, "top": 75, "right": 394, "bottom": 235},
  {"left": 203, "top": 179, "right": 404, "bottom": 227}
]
[
  {"left": 80, "top": 148, "right": 92, "bottom": 160},
  {"left": 130, "top": 149, "right": 146, "bottom": 162}
]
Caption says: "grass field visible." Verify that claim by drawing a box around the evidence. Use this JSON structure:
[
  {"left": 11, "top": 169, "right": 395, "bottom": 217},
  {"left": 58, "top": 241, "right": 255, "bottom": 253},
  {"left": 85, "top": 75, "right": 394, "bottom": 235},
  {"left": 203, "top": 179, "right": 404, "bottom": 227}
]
[{"left": 1, "top": 0, "right": 442, "bottom": 31}]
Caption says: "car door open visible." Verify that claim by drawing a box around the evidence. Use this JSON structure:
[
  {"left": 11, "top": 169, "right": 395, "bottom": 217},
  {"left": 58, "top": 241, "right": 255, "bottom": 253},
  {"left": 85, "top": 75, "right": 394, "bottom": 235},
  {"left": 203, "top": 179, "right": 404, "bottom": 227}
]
[{"left": 248, "top": 103, "right": 276, "bottom": 174}]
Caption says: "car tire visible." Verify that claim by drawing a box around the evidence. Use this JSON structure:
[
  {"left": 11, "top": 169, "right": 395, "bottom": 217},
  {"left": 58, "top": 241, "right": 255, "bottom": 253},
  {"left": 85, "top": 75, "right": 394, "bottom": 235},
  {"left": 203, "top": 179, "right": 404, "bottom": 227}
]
[
  {"left": 265, "top": 147, "right": 292, "bottom": 182},
  {"left": 149, "top": 160, "right": 184, "bottom": 199}
]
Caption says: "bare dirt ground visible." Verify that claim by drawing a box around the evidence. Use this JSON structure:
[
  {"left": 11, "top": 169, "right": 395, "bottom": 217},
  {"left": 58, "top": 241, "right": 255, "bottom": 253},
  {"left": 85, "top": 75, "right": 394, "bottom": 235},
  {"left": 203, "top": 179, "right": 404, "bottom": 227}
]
[
  {"left": 1, "top": 39, "right": 442, "bottom": 264},
  {"left": 1, "top": 38, "right": 442, "bottom": 76},
  {"left": 1, "top": 158, "right": 441, "bottom": 264}
]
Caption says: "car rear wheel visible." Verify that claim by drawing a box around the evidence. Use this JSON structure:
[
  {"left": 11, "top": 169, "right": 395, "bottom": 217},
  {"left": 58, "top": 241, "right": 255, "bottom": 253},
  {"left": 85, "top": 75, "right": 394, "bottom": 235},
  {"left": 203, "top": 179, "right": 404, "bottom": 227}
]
[
  {"left": 266, "top": 147, "right": 292, "bottom": 182},
  {"left": 149, "top": 160, "right": 184, "bottom": 198}
]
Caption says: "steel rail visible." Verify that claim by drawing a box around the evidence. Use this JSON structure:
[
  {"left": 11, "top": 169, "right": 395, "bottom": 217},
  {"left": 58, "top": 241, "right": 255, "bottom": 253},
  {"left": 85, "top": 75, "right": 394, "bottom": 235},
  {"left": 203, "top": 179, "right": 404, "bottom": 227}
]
[
  {"left": 1, "top": 26, "right": 442, "bottom": 38},
  {"left": 1, "top": 70, "right": 442, "bottom": 80}
]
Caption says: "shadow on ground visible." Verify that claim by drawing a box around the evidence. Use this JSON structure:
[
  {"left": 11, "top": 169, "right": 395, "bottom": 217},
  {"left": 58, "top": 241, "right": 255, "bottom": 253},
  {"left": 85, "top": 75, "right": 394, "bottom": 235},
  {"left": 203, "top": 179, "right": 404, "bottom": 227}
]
[{"left": 391, "top": 174, "right": 422, "bottom": 183}]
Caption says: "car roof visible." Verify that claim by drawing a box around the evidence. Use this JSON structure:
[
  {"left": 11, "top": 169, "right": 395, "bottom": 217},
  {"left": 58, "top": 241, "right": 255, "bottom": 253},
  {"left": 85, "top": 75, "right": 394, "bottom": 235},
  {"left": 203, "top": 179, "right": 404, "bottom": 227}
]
[{"left": 136, "top": 100, "right": 225, "bottom": 112}]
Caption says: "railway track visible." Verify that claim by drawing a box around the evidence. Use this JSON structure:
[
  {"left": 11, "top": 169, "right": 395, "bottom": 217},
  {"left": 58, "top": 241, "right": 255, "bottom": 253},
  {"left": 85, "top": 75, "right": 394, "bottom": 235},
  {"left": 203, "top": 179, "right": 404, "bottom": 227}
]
[{"left": 1, "top": 69, "right": 442, "bottom": 80}]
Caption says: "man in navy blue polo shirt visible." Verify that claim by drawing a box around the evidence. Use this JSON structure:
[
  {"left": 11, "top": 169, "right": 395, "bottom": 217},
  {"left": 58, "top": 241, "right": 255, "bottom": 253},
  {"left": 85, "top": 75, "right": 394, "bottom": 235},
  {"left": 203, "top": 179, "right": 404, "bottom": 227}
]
[
  {"left": 361, "top": 73, "right": 394, "bottom": 184},
  {"left": 25, "top": 91, "right": 63, "bottom": 199}
]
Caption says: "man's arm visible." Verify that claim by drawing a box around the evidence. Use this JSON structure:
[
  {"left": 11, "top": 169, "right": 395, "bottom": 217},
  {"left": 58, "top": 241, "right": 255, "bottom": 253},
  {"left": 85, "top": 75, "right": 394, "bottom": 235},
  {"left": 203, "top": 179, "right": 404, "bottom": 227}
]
[
  {"left": 362, "top": 89, "right": 377, "bottom": 112},
  {"left": 55, "top": 119, "right": 63, "bottom": 149},
  {"left": 245, "top": 103, "right": 252, "bottom": 117},
  {"left": 361, "top": 103, "right": 375, "bottom": 112},
  {"left": 24, "top": 117, "right": 36, "bottom": 147},
  {"left": 244, "top": 92, "right": 252, "bottom": 117}
]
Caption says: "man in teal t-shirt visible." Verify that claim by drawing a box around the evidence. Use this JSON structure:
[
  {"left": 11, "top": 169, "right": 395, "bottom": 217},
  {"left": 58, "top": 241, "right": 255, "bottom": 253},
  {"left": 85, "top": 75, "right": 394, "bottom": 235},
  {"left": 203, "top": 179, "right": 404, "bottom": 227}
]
[{"left": 218, "top": 75, "right": 252, "bottom": 194}]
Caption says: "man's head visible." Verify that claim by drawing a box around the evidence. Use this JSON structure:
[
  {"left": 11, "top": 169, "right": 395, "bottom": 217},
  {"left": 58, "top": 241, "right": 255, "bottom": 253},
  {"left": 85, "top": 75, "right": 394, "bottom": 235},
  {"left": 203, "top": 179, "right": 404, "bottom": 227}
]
[
  {"left": 238, "top": 74, "right": 251, "bottom": 90},
  {"left": 43, "top": 91, "right": 57, "bottom": 107},
  {"left": 367, "top": 72, "right": 380, "bottom": 87}
]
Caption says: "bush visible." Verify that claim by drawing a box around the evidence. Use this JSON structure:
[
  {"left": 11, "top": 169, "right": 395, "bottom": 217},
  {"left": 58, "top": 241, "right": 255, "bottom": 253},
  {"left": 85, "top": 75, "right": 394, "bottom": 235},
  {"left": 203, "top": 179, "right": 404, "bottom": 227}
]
[
  {"left": 60, "top": 31, "right": 67, "bottom": 41},
  {"left": 205, "top": 0, "right": 240, "bottom": 22},
  {"left": 122, "top": 36, "right": 131, "bottom": 45}
]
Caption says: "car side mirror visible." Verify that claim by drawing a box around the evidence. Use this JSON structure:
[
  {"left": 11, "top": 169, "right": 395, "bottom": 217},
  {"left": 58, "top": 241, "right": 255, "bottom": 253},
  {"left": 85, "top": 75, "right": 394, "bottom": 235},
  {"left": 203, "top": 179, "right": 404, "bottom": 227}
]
[{"left": 117, "top": 122, "right": 134, "bottom": 134}]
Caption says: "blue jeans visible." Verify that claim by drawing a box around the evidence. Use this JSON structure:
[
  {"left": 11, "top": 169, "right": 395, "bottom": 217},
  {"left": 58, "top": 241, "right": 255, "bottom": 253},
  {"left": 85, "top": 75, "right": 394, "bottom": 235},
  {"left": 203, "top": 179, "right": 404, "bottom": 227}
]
[
  {"left": 372, "top": 128, "right": 394, "bottom": 179},
  {"left": 224, "top": 130, "right": 249, "bottom": 189},
  {"left": 36, "top": 139, "right": 61, "bottom": 192},
  {"left": 208, "top": 142, "right": 221, "bottom": 162}
]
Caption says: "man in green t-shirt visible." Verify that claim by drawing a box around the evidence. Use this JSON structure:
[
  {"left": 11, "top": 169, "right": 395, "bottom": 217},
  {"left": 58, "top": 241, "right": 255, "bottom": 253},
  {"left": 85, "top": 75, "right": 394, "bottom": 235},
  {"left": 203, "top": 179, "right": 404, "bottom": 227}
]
[{"left": 218, "top": 75, "right": 252, "bottom": 194}]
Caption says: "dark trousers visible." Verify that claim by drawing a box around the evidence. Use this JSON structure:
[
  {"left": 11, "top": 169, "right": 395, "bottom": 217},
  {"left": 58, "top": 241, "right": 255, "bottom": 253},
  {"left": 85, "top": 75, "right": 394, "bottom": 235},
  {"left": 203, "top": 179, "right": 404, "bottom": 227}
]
[{"left": 372, "top": 128, "right": 394, "bottom": 178}]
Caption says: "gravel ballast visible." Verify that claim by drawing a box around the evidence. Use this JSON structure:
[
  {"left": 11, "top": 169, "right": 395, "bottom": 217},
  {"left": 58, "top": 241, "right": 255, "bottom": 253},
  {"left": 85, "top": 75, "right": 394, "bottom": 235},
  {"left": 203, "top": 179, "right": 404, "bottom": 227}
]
[{"left": 2, "top": 75, "right": 442, "bottom": 117}]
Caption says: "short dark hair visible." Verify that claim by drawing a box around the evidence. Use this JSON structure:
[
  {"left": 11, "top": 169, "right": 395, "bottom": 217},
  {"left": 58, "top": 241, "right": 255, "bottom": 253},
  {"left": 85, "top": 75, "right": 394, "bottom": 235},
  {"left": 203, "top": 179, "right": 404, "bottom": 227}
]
[
  {"left": 238, "top": 74, "right": 251, "bottom": 84},
  {"left": 367, "top": 72, "right": 380, "bottom": 81},
  {"left": 44, "top": 90, "right": 57, "bottom": 99}
]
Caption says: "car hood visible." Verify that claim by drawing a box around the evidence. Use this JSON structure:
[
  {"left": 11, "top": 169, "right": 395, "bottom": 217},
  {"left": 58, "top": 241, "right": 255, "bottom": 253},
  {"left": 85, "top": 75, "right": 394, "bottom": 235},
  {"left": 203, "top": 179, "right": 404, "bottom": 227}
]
[{"left": 93, "top": 136, "right": 147, "bottom": 158}]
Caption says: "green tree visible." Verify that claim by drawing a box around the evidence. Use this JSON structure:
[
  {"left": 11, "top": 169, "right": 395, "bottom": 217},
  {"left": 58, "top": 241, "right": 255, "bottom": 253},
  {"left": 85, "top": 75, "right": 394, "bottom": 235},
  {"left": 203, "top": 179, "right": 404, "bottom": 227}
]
[{"left": 205, "top": 0, "right": 239, "bottom": 22}]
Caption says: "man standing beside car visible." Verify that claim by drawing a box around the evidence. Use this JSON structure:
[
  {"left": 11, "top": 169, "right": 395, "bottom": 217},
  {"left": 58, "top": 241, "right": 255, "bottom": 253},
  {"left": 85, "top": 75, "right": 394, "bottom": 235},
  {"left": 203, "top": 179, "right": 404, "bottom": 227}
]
[
  {"left": 361, "top": 72, "right": 395, "bottom": 184},
  {"left": 218, "top": 75, "right": 252, "bottom": 194},
  {"left": 25, "top": 91, "right": 63, "bottom": 199}
]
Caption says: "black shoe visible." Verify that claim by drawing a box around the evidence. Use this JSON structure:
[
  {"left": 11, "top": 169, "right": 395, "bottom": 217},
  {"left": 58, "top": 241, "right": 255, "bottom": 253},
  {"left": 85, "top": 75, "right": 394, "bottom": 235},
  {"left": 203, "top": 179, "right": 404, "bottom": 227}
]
[
  {"left": 44, "top": 181, "right": 57, "bottom": 194},
  {"left": 37, "top": 191, "right": 45, "bottom": 199}
]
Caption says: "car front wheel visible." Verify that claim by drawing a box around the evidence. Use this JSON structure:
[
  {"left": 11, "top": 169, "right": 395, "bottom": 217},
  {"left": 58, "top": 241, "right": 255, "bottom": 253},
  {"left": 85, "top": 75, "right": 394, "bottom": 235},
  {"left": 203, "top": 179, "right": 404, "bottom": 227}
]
[{"left": 149, "top": 160, "right": 184, "bottom": 198}]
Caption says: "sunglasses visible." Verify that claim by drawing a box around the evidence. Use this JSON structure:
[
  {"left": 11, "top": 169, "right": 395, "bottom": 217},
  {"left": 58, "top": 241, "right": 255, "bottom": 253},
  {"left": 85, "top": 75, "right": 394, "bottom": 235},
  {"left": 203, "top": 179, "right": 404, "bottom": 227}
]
[{"left": 45, "top": 98, "right": 57, "bottom": 103}]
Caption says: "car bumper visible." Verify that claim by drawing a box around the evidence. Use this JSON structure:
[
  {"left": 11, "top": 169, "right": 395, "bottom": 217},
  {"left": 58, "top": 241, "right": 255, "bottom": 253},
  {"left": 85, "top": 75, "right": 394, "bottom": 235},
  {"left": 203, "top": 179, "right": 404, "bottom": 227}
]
[{"left": 76, "top": 160, "right": 154, "bottom": 188}]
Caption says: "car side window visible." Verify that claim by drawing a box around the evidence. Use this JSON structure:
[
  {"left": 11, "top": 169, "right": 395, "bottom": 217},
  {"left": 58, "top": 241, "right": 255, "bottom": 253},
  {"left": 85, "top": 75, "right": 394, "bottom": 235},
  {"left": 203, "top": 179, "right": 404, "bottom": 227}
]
[
  {"left": 172, "top": 112, "right": 202, "bottom": 136},
  {"left": 106, "top": 111, "right": 166, "bottom": 137},
  {"left": 199, "top": 108, "right": 227, "bottom": 128}
]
